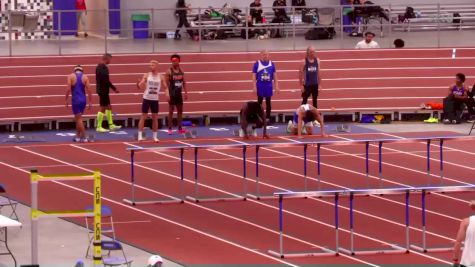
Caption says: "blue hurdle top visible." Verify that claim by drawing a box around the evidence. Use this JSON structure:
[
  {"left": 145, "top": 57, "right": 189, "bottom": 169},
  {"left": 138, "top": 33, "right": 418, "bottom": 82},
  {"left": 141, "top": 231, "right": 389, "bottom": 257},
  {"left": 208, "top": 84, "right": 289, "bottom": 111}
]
[{"left": 126, "top": 135, "right": 473, "bottom": 152}]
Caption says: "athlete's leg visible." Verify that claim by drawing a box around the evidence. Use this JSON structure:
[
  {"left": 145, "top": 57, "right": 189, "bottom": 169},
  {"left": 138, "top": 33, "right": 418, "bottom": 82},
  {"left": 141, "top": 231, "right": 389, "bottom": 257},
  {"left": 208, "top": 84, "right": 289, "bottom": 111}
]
[{"left": 177, "top": 104, "right": 184, "bottom": 132}]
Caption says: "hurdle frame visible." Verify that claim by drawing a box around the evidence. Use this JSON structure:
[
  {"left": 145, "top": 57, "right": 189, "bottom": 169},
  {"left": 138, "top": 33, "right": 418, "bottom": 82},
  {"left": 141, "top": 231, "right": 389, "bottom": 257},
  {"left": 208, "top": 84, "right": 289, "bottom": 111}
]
[
  {"left": 186, "top": 146, "right": 248, "bottom": 203},
  {"left": 268, "top": 192, "right": 340, "bottom": 258},
  {"left": 269, "top": 185, "right": 475, "bottom": 259},
  {"left": 30, "top": 169, "right": 102, "bottom": 266},
  {"left": 123, "top": 148, "right": 186, "bottom": 205}
]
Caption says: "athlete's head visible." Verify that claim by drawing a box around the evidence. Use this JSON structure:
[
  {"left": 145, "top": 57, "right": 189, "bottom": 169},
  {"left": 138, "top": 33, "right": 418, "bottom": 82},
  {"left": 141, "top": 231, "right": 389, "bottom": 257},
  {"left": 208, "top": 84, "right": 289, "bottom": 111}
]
[
  {"left": 456, "top": 73, "right": 466, "bottom": 85},
  {"left": 147, "top": 255, "right": 163, "bottom": 267},
  {"left": 74, "top": 65, "right": 84, "bottom": 73},
  {"left": 260, "top": 50, "right": 270, "bottom": 62},
  {"left": 306, "top": 46, "right": 316, "bottom": 60},
  {"left": 150, "top": 60, "right": 159, "bottom": 72},
  {"left": 171, "top": 54, "right": 181, "bottom": 68},
  {"left": 102, "top": 53, "right": 112, "bottom": 65},
  {"left": 305, "top": 110, "right": 315, "bottom": 122},
  {"left": 365, "top": 32, "right": 375, "bottom": 43}
]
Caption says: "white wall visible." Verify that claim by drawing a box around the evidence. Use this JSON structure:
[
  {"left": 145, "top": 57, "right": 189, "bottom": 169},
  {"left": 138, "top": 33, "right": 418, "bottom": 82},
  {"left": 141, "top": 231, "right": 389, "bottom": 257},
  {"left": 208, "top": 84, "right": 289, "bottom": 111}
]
[{"left": 85, "top": 0, "right": 108, "bottom": 34}]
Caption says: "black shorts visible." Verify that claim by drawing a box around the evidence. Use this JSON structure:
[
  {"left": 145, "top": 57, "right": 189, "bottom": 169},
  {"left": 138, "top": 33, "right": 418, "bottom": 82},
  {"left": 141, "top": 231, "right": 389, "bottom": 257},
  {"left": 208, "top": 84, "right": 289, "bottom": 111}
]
[
  {"left": 169, "top": 94, "right": 184, "bottom": 106},
  {"left": 303, "top": 85, "right": 319, "bottom": 96},
  {"left": 98, "top": 93, "right": 111, "bottom": 107},
  {"left": 142, "top": 99, "right": 159, "bottom": 114}
]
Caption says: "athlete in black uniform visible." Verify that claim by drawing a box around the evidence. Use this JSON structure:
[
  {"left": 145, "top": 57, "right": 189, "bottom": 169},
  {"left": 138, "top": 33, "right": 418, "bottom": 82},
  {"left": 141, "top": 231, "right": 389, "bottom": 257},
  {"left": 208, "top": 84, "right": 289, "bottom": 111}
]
[
  {"left": 96, "top": 53, "right": 121, "bottom": 132},
  {"left": 240, "top": 101, "right": 268, "bottom": 139},
  {"left": 166, "top": 54, "right": 188, "bottom": 135}
]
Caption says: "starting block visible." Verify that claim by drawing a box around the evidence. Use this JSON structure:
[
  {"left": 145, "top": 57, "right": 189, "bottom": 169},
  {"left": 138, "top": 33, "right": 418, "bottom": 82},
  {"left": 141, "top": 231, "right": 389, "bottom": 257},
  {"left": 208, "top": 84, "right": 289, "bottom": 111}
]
[
  {"left": 184, "top": 130, "right": 197, "bottom": 139},
  {"left": 336, "top": 124, "right": 351, "bottom": 133},
  {"left": 1, "top": 134, "right": 46, "bottom": 143}
]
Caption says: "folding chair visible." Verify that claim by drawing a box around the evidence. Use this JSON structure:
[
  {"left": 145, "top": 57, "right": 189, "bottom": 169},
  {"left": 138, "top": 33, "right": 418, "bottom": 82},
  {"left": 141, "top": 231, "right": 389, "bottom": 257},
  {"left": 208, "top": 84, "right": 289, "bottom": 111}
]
[
  {"left": 0, "top": 184, "right": 20, "bottom": 222},
  {"left": 101, "top": 240, "right": 133, "bottom": 267},
  {"left": 317, "top": 8, "right": 336, "bottom": 38},
  {"left": 85, "top": 205, "right": 116, "bottom": 258}
]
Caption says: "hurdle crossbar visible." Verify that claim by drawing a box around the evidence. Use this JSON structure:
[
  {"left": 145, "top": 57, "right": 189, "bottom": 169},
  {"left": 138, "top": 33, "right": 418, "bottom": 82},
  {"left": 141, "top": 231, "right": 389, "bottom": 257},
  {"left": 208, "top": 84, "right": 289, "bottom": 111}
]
[
  {"left": 30, "top": 169, "right": 102, "bottom": 267},
  {"left": 269, "top": 185, "right": 475, "bottom": 258}
]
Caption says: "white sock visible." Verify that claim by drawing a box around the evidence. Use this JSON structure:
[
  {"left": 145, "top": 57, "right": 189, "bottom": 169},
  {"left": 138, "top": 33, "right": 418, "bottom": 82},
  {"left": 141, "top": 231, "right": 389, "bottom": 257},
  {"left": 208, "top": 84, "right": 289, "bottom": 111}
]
[
  {"left": 153, "top": 132, "right": 158, "bottom": 140},
  {"left": 138, "top": 131, "right": 143, "bottom": 140}
]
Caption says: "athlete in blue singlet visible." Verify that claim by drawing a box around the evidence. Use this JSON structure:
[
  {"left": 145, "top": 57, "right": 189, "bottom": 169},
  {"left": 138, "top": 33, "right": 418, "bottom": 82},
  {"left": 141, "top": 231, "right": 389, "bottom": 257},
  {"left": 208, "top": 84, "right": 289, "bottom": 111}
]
[
  {"left": 300, "top": 46, "right": 321, "bottom": 108},
  {"left": 66, "top": 65, "right": 92, "bottom": 142},
  {"left": 287, "top": 104, "right": 326, "bottom": 137},
  {"left": 252, "top": 50, "right": 280, "bottom": 123}
]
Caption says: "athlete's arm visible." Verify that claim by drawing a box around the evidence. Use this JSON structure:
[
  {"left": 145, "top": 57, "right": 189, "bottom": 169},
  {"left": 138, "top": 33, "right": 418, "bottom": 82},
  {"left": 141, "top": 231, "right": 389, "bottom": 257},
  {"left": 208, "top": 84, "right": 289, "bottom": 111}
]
[
  {"left": 312, "top": 107, "right": 326, "bottom": 137},
  {"left": 317, "top": 58, "right": 322, "bottom": 89},
  {"left": 161, "top": 74, "right": 170, "bottom": 101},
  {"left": 65, "top": 74, "right": 72, "bottom": 108},
  {"left": 137, "top": 73, "right": 147, "bottom": 90},
  {"left": 299, "top": 60, "right": 305, "bottom": 88},
  {"left": 448, "top": 86, "right": 454, "bottom": 97},
  {"left": 273, "top": 71, "right": 280, "bottom": 94},
  {"left": 297, "top": 108, "right": 304, "bottom": 137},
  {"left": 182, "top": 71, "right": 188, "bottom": 100},
  {"left": 453, "top": 218, "right": 469, "bottom": 266},
  {"left": 84, "top": 75, "right": 93, "bottom": 110},
  {"left": 252, "top": 62, "right": 258, "bottom": 93}
]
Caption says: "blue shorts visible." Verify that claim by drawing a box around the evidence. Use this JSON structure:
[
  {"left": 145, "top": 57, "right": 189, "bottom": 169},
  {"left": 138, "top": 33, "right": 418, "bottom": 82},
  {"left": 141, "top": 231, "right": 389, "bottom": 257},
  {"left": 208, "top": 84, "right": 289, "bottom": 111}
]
[
  {"left": 257, "top": 85, "right": 273, "bottom": 98},
  {"left": 72, "top": 101, "right": 86, "bottom": 115}
]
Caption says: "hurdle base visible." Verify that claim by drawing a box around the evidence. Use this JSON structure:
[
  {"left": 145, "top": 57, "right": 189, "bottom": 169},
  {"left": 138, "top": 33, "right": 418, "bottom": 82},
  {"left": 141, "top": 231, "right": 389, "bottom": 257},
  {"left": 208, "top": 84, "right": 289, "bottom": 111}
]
[
  {"left": 122, "top": 198, "right": 184, "bottom": 206},
  {"left": 410, "top": 244, "right": 454, "bottom": 253},
  {"left": 338, "top": 245, "right": 409, "bottom": 256},
  {"left": 185, "top": 196, "right": 246, "bottom": 203},
  {"left": 268, "top": 248, "right": 338, "bottom": 258}
]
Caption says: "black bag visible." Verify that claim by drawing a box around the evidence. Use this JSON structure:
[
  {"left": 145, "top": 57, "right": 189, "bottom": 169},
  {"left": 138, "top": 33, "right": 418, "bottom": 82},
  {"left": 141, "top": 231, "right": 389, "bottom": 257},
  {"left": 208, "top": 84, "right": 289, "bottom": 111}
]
[
  {"left": 305, "top": 28, "right": 332, "bottom": 40},
  {"left": 453, "top": 12, "right": 461, "bottom": 24},
  {"left": 216, "top": 29, "right": 227, "bottom": 39},
  {"left": 405, "top": 6, "right": 415, "bottom": 19}
]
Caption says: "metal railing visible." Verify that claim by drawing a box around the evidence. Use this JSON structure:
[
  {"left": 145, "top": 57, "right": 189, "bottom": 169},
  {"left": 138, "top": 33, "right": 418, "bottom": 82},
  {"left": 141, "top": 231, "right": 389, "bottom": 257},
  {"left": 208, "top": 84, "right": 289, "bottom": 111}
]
[{"left": 1, "top": 3, "right": 474, "bottom": 56}]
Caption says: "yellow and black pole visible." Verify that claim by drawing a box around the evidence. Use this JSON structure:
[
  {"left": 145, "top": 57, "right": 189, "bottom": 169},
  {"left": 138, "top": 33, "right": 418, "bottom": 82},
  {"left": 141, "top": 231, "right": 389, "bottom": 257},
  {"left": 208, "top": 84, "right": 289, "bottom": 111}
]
[{"left": 30, "top": 169, "right": 102, "bottom": 266}]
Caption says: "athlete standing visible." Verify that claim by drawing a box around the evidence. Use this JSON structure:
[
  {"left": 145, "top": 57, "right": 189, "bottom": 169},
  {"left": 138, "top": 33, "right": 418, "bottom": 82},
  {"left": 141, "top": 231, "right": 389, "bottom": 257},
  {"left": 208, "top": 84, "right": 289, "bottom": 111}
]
[
  {"left": 166, "top": 54, "right": 188, "bottom": 134},
  {"left": 96, "top": 53, "right": 121, "bottom": 132},
  {"left": 136, "top": 60, "right": 168, "bottom": 142},
  {"left": 65, "top": 65, "right": 93, "bottom": 142}
]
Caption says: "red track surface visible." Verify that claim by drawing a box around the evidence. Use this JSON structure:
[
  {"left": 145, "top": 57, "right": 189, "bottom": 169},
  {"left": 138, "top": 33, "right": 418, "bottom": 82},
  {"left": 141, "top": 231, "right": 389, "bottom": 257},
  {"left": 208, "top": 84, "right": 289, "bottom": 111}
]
[
  {"left": 1, "top": 48, "right": 475, "bottom": 122},
  {"left": 1, "top": 49, "right": 475, "bottom": 265},
  {"left": 1, "top": 131, "right": 474, "bottom": 265}
]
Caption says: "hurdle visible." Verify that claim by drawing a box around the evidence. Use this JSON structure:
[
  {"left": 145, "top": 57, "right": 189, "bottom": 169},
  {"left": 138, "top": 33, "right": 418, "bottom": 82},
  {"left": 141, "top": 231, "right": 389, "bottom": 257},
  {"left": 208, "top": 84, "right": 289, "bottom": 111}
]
[
  {"left": 268, "top": 191, "right": 341, "bottom": 258},
  {"left": 268, "top": 185, "right": 475, "bottom": 258},
  {"left": 409, "top": 185, "right": 474, "bottom": 253},
  {"left": 30, "top": 169, "right": 102, "bottom": 266},
  {"left": 123, "top": 148, "right": 186, "bottom": 205},
  {"left": 124, "top": 136, "right": 473, "bottom": 204}
]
